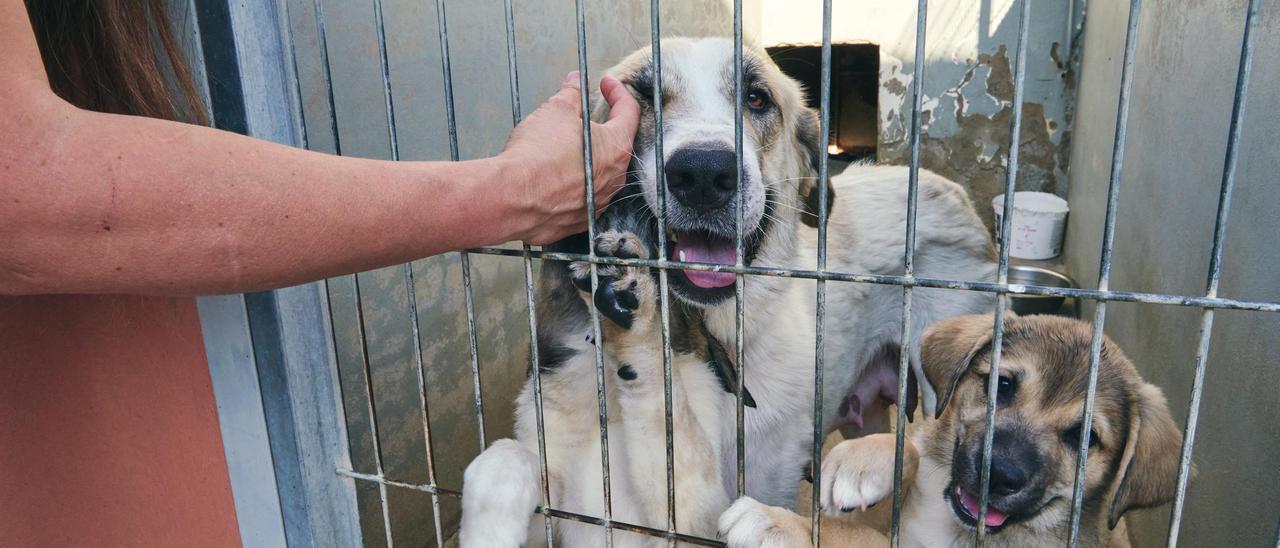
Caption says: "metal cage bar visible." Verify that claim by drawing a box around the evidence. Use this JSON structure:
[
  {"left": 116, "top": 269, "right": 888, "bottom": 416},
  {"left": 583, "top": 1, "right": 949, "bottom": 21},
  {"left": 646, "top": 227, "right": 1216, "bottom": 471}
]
[
  {"left": 370, "top": 0, "right": 447, "bottom": 544},
  {"left": 1067, "top": 0, "right": 1144, "bottom": 544},
  {"left": 1166, "top": 0, "right": 1262, "bottom": 545},
  {"left": 573, "top": 2, "right": 617, "bottom": 544},
  {"left": 732, "top": 0, "right": 749, "bottom": 500},
  {"left": 432, "top": 1, "right": 481, "bottom": 451},
  {"left": 646, "top": 1, "right": 680, "bottom": 544},
  {"left": 890, "top": 1, "right": 928, "bottom": 543},
  {"left": 810, "top": 0, "right": 833, "bottom": 544},
  {"left": 465, "top": 247, "right": 1280, "bottom": 313},
  {"left": 974, "top": 0, "right": 1031, "bottom": 544},
  {"left": 499, "top": 1, "right": 557, "bottom": 545},
  {"left": 280, "top": 0, "right": 396, "bottom": 544},
  {"left": 345, "top": 277, "right": 396, "bottom": 547}
]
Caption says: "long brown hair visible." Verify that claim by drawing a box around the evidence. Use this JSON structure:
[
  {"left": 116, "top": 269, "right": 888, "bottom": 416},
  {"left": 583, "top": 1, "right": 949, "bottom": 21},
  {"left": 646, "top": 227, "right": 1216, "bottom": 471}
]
[{"left": 25, "top": 0, "right": 208, "bottom": 124}]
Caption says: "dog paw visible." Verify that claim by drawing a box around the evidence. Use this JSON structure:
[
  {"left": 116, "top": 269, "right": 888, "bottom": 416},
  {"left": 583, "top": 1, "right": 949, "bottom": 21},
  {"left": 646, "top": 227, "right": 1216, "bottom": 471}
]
[
  {"left": 719, "top": 497, "right": 813, "bottom": 548},
  {"left": 820, "top": 434, "right": 907, "bottom": 516},
  {"left": 460, "top": 439, "right": 541, "bottom": 548},
  {"left": 569, "top": 230, "right": 654, "bottom": 330}
]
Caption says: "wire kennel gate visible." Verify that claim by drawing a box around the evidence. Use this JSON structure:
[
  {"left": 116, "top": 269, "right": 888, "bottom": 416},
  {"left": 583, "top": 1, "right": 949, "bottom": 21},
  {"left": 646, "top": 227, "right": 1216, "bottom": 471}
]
[{"left": 215, "top": 0, "right": 1277, "bottom": 546}]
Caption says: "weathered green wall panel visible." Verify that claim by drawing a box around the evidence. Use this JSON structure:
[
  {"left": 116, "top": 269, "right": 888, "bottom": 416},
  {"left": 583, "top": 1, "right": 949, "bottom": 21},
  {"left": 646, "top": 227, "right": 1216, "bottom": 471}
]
[{"left": 1065, "top": 1, "right": 1280, "bottom": 545}]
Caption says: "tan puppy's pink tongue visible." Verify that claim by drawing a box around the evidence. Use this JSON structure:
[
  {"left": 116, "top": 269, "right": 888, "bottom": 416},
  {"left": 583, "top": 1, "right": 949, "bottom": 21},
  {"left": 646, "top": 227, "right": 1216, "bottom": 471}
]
[
  {"left": 674, "top": 233, "right": 737, "bottom": 288},
  {"left": 959, "top": 487, "right": 1009, "bottom": 527}
]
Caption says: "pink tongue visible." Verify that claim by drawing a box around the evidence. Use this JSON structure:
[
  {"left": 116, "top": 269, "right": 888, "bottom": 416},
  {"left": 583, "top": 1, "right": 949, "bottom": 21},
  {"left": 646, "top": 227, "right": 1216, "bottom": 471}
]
[
  {"left": 959, "top": 487, "right": 1009, "bottom": 527},
  {"left": 674, "top": 232, "right": 737, "bottom": 288}
]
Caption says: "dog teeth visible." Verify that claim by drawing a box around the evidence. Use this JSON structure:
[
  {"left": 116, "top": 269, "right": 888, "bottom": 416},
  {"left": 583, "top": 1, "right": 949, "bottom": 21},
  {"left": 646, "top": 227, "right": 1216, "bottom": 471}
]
[{"left": 679, "top": 249, "right": 686, "bottom": 262}]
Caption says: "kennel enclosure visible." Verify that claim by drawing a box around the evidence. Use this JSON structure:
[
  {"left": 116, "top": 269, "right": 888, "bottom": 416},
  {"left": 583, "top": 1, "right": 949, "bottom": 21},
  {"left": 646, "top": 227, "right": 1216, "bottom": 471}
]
[{"left": 188, "top": 0, "right": 1280, "bottom": 546}]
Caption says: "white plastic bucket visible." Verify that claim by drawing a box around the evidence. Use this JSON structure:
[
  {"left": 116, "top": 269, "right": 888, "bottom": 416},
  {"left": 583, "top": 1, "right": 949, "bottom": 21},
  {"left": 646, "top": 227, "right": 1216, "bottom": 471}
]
[{"left": 992, "top": 192, "right": 1070, "bottom": 260}]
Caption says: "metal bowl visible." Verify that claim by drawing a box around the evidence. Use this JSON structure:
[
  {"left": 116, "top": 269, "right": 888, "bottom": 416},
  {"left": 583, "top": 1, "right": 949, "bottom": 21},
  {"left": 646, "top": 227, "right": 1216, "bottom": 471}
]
[{"left": 1007, "top": 265, "right": 1076, "bottom": 316}]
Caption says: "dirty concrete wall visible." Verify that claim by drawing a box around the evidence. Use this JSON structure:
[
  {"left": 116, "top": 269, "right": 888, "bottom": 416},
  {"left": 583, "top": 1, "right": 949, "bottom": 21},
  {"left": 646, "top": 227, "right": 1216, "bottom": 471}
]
[
  {"left": 1064, "top": 0, "right": 1280, "bottom": 545},
  {"left": 752, "top": 0, "right": 1079, "bottom": 231},
  {"left": 283, "top": 0, "right": 733, "bottom": 544}
]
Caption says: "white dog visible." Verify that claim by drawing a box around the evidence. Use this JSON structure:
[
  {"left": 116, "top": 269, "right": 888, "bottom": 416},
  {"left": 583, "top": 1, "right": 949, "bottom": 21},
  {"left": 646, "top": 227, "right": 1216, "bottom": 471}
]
[{"left": 460, "top": 38, "right": 998, "bottom": 546}]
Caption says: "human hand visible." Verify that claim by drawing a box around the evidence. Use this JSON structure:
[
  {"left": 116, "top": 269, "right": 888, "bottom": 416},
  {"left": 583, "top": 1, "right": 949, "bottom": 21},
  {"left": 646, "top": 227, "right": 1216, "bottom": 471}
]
[{"left": 499, "top": 70, "right": 640, "bottom": 245}]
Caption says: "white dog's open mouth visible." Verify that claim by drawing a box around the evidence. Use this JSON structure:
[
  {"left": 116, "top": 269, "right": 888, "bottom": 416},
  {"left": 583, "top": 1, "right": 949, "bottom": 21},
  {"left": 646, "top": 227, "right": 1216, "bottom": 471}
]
[{"left": 671, "top": 230, "right": 738, "bottom": 288}]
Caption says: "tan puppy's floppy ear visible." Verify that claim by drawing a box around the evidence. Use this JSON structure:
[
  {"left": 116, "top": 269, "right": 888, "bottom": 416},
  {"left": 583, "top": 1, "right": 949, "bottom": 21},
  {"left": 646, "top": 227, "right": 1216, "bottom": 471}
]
[
  {"left": 1106, "top": 382, "right": 1183, "bottom": 529},
  {"left": 919, "top": 314, "right": 997, "bottom": 418},
  {"left": 795, "top": 108, "right": 835, "bottom": 228}
]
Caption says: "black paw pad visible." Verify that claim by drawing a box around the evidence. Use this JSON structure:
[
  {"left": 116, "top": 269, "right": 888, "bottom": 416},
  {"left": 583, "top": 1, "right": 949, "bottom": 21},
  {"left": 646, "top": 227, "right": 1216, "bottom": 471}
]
[
  {"left": 593, "top": 282, "right": 636, "bottom": 329},
  {"left": 617, "top": 364, "right": 637, "bottom": 381}
]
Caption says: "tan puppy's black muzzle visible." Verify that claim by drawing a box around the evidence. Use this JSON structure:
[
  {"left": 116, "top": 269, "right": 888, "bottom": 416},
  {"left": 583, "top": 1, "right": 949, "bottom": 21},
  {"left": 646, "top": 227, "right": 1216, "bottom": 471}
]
[{"left": 948, "top": 425, "right": 1049, "bottom": 533}]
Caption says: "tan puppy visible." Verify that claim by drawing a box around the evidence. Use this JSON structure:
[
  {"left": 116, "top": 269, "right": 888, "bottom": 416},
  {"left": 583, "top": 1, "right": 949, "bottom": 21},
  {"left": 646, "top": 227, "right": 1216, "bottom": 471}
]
[{"left": 720, "top": 314, "right": 1184, "bottom": 547}]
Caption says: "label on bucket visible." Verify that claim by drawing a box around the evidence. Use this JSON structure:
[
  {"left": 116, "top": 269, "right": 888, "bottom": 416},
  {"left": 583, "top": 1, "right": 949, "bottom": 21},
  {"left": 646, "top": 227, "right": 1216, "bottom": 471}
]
[{"left": 993, "top": 192, "right": 1069, "bottom": 260}]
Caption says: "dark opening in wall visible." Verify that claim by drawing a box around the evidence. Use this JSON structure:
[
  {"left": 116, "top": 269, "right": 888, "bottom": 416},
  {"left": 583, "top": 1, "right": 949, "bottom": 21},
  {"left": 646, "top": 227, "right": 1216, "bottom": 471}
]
[{"left": 767, "top": 44, "right": 879, "bottom": 162}]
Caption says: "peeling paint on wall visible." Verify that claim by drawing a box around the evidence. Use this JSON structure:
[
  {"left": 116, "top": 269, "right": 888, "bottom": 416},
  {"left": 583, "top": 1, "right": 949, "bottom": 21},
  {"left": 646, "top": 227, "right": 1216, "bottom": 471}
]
[
  {"left": 879, "top": 43, "right": 1075, "bottom": 232},
  {"left": 754, "top": 0, "right": 1079, "bottom": 231}
]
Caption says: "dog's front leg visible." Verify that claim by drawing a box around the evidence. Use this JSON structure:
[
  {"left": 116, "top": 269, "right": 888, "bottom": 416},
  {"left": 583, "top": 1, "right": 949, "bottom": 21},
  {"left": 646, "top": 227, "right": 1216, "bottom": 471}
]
[
  {"left": 459, "top": 438, "right": 543, "bottom": 548},
  {"left": 572, "top": 230, "right": 730, "bottom": 539},
  {"left": 718, "top": 497, "right": 888, "bottom": 547},
  {"left": 818, "top": 433, "right": 919, "bottom": 532}
]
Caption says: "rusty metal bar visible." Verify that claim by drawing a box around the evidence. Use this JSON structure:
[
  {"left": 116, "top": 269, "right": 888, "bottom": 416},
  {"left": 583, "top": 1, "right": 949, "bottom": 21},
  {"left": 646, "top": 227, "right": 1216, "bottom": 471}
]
[
  {"left": 464, "top": 247, "right": 1280, "bottom": 314},
  {"left": 974, "top": 0, "right": 1030, "bottom": 545},
  {"left": 810, "top": 0, "right": 833, "bottom": 545},
  {"left": 433, "top": 0, "right": 485, "bottom": 462},
  {"left": 346, "top": 277, "right": 395, "bottom": 546},
  {"left": 369, "top": 0, "right": 445, "bottom": 544},
  {"left": 499, "top": 0, "right": 556, "bottom": 545},
  {"left": 1067, "top": 0, "right": 1144, "bottom": 545},
  {"left": 281, "top": 0, "right": 394, "bottom": 543},
  {"left": 432, "top": 1, "right": 481, "bottom": 457},
  {"left": 890, "top": 1, "right": 927, "bottom": 544},
  {"left": 1166, "top": 0, "right": 1261, "bottom": 545},
  {"left": 732, "top": 0, "right": 748, "bottom": 500},
  {"left": 646, "top": 1, "right": 678, "bottom": 544},
  {"left": 573, "top": 1, "right": 616, "bottom": 544}
]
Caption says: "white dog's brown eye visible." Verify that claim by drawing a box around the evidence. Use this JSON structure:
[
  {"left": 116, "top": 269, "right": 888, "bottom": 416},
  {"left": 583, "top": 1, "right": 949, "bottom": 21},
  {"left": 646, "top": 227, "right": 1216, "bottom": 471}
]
[{"left": 746, "top": 90, "right": 769, "bottom": 110}]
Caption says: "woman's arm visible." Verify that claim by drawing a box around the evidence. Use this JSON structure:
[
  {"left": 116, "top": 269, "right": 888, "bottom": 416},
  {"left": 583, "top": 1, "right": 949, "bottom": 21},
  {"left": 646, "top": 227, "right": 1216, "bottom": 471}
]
[{"left": 0, "top": 0, "right": 638, "bottom": 296}]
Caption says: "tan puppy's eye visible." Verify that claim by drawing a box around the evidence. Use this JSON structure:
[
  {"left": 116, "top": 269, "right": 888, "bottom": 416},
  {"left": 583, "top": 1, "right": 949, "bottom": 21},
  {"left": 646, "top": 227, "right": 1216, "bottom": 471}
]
[
  {"left": 746, "top": 90, "right": 769, "bottom": 110},
  {"left": 1062, "top": 422, "right": 1102, "bottom": 450},
  {"left": 978, "top": 373, "right": 1018, "bottom": 405}
]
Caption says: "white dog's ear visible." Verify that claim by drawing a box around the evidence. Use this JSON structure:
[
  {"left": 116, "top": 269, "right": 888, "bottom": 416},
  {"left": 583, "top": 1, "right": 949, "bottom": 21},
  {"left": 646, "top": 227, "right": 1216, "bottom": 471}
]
[
  {"left": 919, "top": 314, "right": 997, "bottom": 418},
  {"left": 795, "top": 108, "right": 835, "bottom": 228},
  {"left": 1106, "top": 382, "right": 1183, "bottom": 529},
  {"left": 799, "top": 177, "right": 835, "bottom": 229}
]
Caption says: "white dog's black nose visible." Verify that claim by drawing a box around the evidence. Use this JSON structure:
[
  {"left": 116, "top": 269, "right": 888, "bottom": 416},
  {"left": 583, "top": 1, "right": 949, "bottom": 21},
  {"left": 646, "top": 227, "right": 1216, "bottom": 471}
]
[{"left": 666, "top": 148, "right": 738, "bottom": 210}]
